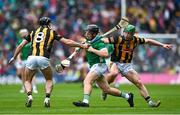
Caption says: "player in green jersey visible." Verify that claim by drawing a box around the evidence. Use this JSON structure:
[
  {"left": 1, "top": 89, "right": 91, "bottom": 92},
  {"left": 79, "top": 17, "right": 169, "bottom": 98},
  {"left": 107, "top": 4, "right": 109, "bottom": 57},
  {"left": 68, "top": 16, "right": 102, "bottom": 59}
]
[
  {"left": 73, "top": 24, "right": 134, "bottom": 107},
  {"left": 15, "top": 29, "right": 38, "bottom": 93}
]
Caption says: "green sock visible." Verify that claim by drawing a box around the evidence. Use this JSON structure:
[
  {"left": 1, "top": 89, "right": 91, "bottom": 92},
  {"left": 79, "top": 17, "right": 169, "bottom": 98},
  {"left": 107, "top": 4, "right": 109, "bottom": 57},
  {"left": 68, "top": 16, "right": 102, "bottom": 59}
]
[
  {"left": 120, "top": 92, "right": 130, "bottom": 100},
  {"left": 83, "top": 94, "right": 89, "bottom": 103}
]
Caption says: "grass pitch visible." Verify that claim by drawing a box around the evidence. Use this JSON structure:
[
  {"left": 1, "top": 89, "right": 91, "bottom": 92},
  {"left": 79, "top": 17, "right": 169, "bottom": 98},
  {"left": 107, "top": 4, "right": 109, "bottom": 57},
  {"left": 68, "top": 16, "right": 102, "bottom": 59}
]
[{"left": 0, "top": 83, "right": 180, "bottom": 114}]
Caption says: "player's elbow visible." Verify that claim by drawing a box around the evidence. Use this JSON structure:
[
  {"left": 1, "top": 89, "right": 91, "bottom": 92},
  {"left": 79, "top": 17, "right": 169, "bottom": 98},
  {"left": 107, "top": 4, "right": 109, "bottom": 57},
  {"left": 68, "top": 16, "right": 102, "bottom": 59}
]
[{"left": 101, "top": 52, "right": 109, "bottom": 58}]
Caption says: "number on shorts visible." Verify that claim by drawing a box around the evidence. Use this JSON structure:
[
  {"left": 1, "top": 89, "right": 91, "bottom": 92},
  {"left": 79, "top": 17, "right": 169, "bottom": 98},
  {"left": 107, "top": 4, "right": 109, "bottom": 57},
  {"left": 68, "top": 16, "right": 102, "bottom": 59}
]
[{"left": 35, "top": 32, "right": 44, "bottom": 43}]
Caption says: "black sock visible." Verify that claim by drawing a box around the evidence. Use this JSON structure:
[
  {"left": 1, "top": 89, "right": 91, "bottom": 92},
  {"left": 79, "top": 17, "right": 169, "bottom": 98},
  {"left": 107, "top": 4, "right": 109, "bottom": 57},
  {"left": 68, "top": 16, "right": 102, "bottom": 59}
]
[
  {"left": 46, "top": 93, "right": 50, "bottom": 98},
  {"left": 17, "top": 74, "right": 22, "bottom": 80},
  {"left": 145, "top": 96, "right": 151, "bottom": 102},
  {"left": 27, "top": 91, "right": 32, "bottom": 96}
]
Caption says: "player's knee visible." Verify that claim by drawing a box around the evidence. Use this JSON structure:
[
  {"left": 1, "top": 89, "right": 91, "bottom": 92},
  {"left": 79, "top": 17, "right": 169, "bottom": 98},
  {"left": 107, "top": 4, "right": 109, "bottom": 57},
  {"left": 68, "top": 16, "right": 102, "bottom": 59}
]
[
  {"left": 83, "top": 80, "right": 91, "bottom": 86},
  {"left": 84, "top": 77, "right": 94, "bottom": 85},
  {"left": 110, "top": 71, "right": 118, "bottom": 77},
  {"left": 109, "top": 72, "right": 118, "bottom": 82},
  {"left": 109, "top": 72, "right": 118, "bottom": 78}
]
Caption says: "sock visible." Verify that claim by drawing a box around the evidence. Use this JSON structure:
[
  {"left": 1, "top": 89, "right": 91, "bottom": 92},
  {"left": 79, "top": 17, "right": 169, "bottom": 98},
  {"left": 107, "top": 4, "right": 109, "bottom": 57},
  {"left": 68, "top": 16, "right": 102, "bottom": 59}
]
[
  {"left": 145, "top": 96, "right": 151, "bottom": 102},
  {"left": 120, "top": 92, "right": 130, "bottom": 100},
  {"left": 27, "top": 91, "right": 32, "bottom": 99},
  {"left": 46, "top": 93, "right": 50, "bottom": 98},
  {"left": 27, "top": 91, "right": 32, "bottom": 96},
  {"left": 17, "top": 75, "right": 22, "bottom": 79},
  {"left": 82, "top": 94, "right": 89, "bottom": 104}
]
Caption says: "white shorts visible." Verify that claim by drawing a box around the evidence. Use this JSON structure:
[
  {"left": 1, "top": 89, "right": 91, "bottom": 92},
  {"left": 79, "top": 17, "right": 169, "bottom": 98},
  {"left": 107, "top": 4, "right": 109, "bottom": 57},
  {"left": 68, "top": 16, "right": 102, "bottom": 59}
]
[
  {"left": 15, "top": 60, "right": 27, "bottom": 69},
  {"left": 89, "top": 63, "right": 108, "bottom": 77},
  {"left": 26, "top": 56, "right": 50, "bottom": 70},
  {"left": 115, "top": 62, "right": 134, "bottom": 76}
]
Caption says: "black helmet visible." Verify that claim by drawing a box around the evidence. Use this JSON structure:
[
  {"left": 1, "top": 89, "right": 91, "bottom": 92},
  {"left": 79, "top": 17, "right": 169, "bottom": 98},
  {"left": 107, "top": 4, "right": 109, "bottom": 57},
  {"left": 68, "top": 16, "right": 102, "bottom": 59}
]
[
  {"left": 39, "top": 17, "right": 51, "bottom": 26},
  {"left": 85, "top": 24, "right": 100, "bottom": 34}
]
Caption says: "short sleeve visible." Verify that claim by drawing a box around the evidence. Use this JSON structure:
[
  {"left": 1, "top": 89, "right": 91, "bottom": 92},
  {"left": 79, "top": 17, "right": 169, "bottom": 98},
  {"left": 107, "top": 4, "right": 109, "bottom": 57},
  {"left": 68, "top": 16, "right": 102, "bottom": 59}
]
[
  {"left": 17, "top": 38, "right": 22, "bottom": 45},
  {"left": 24, "top": 34, "right": 31, "bottom": 42},
  {"left": 54, "top": 31, "right": 63, "bottom": 41},
  {"left": 106, "top": 44, "right": 114, "bottom": 55},
  {"left": 113, "top": 34, "right": 119, "bottom": 43},
  {"left": 98, "top": 42, "right": 106, "bottom": 50},
  {"left": 113, "top": 35, "right": 122, "bottom": 44},
  {"left": 24, "top": 31, "right": 33, "bottom": 42},
  {"left": 134, "top": 36, "right": 145, "bottom": 44}
]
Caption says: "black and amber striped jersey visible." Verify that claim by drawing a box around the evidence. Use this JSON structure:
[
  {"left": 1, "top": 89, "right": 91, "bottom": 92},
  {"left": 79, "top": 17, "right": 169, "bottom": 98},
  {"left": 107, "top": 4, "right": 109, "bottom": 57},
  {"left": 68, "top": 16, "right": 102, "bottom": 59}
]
[
  {"left": 25, "top": 27, "right": 62, "bottom": 58},
  {"left": 111, "top": 35, "right": 145, "bottom": 63}
]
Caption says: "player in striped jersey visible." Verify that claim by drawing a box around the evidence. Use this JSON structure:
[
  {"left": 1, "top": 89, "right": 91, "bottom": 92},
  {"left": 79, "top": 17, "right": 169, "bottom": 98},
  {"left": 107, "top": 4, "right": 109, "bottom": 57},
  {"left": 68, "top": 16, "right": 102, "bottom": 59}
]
[
  {"left": 101, "top": 24, "right": 172, "bottom": 107},
  {"left": 9, "top": 17, "right": 88, "bottom": 108}
]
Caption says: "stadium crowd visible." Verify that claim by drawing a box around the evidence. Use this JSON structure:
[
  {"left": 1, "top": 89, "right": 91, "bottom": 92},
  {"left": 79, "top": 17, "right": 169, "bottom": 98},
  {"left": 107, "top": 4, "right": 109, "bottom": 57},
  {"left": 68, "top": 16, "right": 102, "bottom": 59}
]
[{"left": 0, "top": 0, "right": 179, "bottom": 82}]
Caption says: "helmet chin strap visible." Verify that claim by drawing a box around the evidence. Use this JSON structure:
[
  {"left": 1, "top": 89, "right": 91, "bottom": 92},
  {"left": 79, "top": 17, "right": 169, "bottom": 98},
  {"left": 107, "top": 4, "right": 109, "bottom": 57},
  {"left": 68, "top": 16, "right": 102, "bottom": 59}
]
[{"left": 91, "top": 33, "right": 99, "bottom": 41}]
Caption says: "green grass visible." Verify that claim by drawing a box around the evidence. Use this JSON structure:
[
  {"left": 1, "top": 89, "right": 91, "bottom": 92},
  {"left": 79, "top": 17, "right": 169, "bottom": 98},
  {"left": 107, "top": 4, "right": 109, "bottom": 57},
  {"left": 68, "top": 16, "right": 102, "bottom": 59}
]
[{"left": 0, "top": 83, "right": 180, "bottom": 114}]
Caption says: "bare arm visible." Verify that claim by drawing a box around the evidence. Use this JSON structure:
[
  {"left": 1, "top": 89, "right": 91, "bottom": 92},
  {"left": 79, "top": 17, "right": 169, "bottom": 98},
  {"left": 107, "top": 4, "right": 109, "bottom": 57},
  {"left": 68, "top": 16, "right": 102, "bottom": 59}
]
[
  {"left": 101, "top": 38, "right": 110, "bottom": 43},
  {"left": 101, "top": 36, "right": 117, "bottom": 44},
  {"left": 145, "top": 38, "right": 172, "bottom": 49},
  {"left": 9, "top": 40, "right": 28, "bottom": 64},
  {"left": 60, "top": 37, "right": 88, "bottom": 49},
  {"left": 17, "top": 53, "right": 22, "bottom": 62},
  {"left": 87, "top": 46, "right": 109, "bottom": 58}
]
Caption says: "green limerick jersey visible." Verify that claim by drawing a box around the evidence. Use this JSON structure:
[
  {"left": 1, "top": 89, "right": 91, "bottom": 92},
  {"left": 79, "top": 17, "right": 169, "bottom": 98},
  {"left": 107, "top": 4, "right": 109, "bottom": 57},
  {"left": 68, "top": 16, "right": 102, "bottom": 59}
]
[
  {"left": 106, "top": 44, "right": 114, "bottom": 55},
  {"left": 17, "top": 37, "right": 31, "bottom": 60},
  {"left": 86, "top": 36, "right": 113, "bottom": 68}
]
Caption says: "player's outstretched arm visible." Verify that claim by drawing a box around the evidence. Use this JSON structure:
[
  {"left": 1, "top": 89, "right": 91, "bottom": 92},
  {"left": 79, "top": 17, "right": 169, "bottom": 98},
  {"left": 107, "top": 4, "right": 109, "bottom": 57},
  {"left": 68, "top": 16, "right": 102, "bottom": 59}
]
[
  {"left": 9, "top": 39, "right": 28, "bottom": 64},
  {"left": 145, "top": 38, "right": 172, "bottom": 50},
  {"left": 60, "top": 37, "right": 88, "bottom": 49}
]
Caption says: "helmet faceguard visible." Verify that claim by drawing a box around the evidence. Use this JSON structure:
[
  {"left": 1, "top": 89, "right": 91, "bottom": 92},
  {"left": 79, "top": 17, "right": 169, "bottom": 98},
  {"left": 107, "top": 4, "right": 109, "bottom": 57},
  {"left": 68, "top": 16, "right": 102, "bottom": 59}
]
[{"left": 85, "top": 24, "right": 100, "bottom": 40}]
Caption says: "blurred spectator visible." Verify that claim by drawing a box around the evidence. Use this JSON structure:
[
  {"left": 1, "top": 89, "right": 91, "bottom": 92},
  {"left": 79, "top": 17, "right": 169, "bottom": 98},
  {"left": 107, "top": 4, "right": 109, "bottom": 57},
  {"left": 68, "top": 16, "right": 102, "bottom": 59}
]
[{"left": 0, "top": 0, "right": 179, "bottom": 82}]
